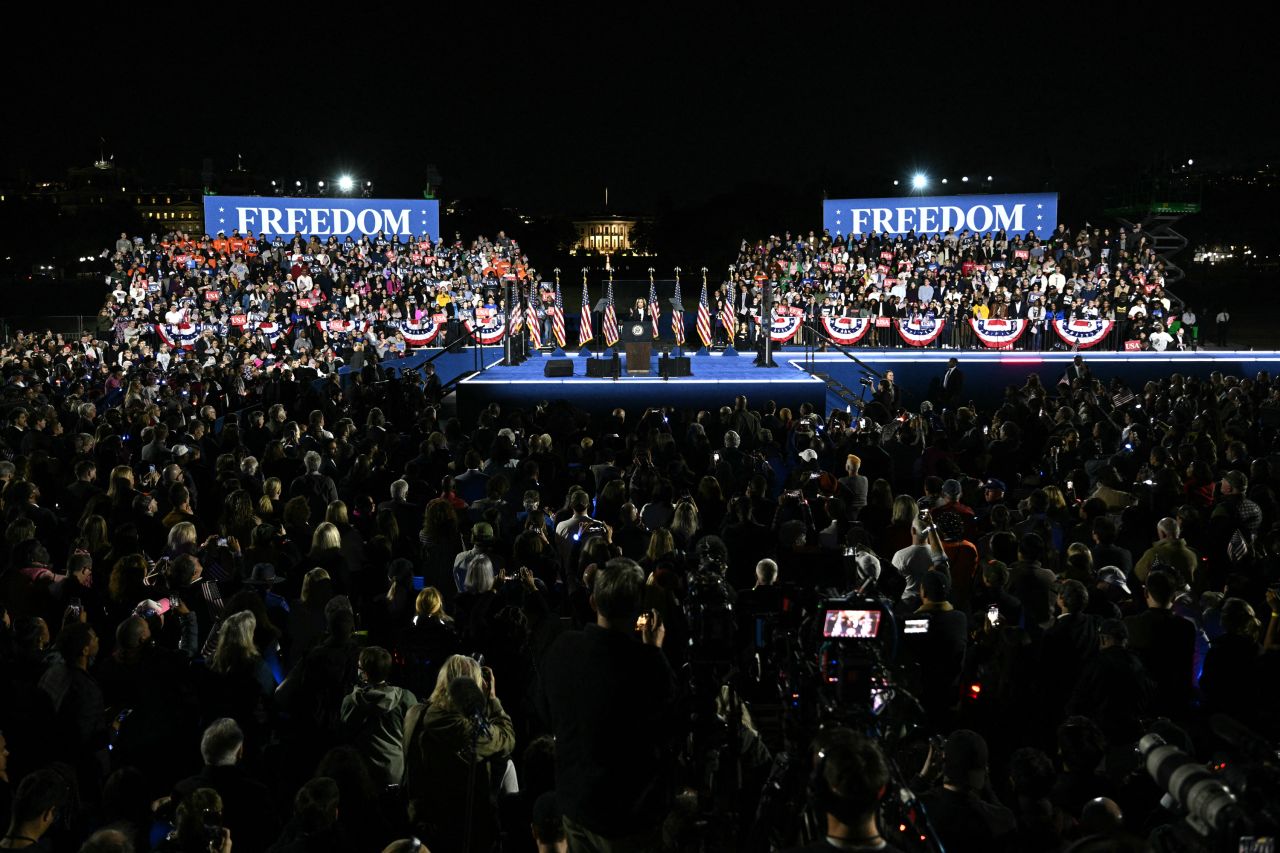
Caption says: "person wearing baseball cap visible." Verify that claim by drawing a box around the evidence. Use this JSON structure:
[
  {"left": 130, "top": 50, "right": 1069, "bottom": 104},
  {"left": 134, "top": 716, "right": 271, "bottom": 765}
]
[
  {"left": 933, "top": 479, "right": 976, "bottom": 537},
  {"left": 1212, "top": 468, "right": 1263, "bottom": 545},
  {"left": 980, "top": 478, "right": 1007, "bottom": 507},
  {"left": 918, "top": 729, "right": 1015, "bottom": 850},
  {"left": 452, "top": 522, "right": 505, "bottom": 592},
  {"left": 1084, "top": 567, "right": 1130, "bottom": 620},
  {"left": 1068, "top": 618, "right": 1154, "bottom": 742},
  {"left": 904, "top": 571, "right": 969, "bottom": 725}
]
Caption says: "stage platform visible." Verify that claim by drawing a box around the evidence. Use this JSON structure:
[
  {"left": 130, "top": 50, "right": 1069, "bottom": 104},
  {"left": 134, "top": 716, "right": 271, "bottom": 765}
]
[
  {"left": 454, "top": 348, "right": 1280, "bottom": 420},
  {"left": 456, "top": 352, "right": 828, "bottom": 419},
  {"left": 792, "top": 348, "right": 1280, "bottom": 413}
]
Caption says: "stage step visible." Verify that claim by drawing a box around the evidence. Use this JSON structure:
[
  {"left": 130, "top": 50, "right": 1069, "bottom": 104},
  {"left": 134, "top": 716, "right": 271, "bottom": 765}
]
[{"left": 800, "top": 366, "right": 862, "bottom": 415}]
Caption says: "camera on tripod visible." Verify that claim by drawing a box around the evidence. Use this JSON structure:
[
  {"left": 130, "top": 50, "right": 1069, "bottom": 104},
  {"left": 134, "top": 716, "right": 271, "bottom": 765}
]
[{"left": 817, "top": 595, "right": 895, "bottom": 719}]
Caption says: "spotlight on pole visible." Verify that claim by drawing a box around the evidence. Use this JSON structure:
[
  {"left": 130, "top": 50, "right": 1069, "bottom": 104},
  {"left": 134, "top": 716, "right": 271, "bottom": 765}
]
[
  {"left": 911, "top": 173, "right": 928, "bottom": 190},
  {"left": 338, "top": 175, "right": 354, "bottom": 192}
]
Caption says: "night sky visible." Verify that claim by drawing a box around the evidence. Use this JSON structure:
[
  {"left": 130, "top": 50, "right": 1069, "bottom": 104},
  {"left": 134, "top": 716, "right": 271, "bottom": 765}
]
[{"left": 3, "top": 14, "right": 1274, "bottom": 218}]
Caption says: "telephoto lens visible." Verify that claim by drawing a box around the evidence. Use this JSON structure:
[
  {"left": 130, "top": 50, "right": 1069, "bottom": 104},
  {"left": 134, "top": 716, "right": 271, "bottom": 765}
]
[{"left": 1138, "top": 733, "right": 1243, "bottom": 837}]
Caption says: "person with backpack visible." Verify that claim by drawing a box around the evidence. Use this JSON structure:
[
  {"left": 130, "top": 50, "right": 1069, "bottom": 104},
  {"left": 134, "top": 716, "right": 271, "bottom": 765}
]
[{"left": 402, "top": 655, "right": 515, "bottom": 853}]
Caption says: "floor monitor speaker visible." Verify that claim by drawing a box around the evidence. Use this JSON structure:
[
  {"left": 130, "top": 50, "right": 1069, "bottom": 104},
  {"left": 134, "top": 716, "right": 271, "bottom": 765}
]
[
  {"left": 660, "top": 356, "right": 692, "bottom": 378},
  {"left": 544, "top": 359, "right": 574, "bottom": 377},
  {"left": 585, "top": 357, "right": 619, "bottom": 378}
]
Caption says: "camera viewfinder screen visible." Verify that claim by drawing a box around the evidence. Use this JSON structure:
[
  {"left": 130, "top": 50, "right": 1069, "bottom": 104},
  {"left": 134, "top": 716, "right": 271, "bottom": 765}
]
[{"left": 823, "top": 609, "right": 881, "bottom": 638}]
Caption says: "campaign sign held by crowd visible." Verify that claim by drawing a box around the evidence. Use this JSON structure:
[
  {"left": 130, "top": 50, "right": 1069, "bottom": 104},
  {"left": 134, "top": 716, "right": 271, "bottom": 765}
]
[
  {"left": 204, "top": 196, "right": 441, "bottom": 240},
  {"left": 823, "top": 193, "right": 1058, "bottom": 239}
]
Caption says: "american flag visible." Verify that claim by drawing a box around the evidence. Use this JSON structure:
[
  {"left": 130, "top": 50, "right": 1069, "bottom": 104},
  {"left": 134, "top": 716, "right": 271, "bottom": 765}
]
[
  {"left": 552, "top": 282, "right": 567, "bottom": 348},
  {"left": 528, "top": 286, "right": 542, "bottom": 349},
  {"left": 696, "top": 281, "right": 712, "bottom": 347},
  {"left": 578, "top": 281, "right": 594, "bottom": 346},
  {"left": 720, "top": 286, "right": 737, "bottom": 342},
  {"left": 603, "top": 280, "right": 620, "bottom": 346},
  {"left": 648, "top": 279, "right": 660, "bottom": 339},
  {"left": 672, "top": 278, "right": 686, "bottom": 346}
]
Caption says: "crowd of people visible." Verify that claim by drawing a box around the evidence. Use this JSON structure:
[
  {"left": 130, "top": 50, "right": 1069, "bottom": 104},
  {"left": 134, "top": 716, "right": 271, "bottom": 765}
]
[
  {"left": 92, "top": 228, "right": 541, "bottom": 372},
  {"left": 0, "top": 226, "right": 1276, "bottom": 853},
  {"left": 722, "top": 224, "right": 1203, "bottom": 352},
  {"left": 15, "top": 220, "right": 1215, "bottom": 382}
]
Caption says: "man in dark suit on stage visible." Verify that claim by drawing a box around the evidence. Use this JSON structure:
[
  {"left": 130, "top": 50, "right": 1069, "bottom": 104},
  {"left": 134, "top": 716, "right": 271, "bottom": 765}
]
[
  {"left": 941, "top": 358, "right": 965, "bottom": 409},
  {"left": 1064, "top": 354, "right": 1090, "bottom": 385}
]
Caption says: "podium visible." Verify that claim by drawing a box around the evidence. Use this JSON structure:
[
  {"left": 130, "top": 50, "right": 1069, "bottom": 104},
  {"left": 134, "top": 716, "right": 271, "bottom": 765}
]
[{"left": 624, "top": 342, "right": 651, "bottom": 375}]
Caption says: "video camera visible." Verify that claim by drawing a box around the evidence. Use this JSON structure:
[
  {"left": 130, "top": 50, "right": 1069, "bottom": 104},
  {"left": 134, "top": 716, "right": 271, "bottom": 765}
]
[
  {"left": 816, "top": 594, "right": 897, "bottom": 720},
  {"left": 684, "top": 536, "right": 737, "bottom": 665}
]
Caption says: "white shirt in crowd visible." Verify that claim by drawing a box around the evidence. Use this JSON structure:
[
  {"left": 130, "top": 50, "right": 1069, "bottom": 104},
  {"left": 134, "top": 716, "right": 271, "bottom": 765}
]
[{"left": 1149, "top": 330, "right": 1173, "bottom": 351}]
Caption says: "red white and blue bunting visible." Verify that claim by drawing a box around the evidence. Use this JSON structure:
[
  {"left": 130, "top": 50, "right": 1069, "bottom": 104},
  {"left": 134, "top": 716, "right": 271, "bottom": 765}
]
[
  {"left": 896, "top": 317, "right": 945, "bottom": 347},
  {"left": 316, "top": 319, "right": 370, "bottom": 336},
  {"left": 399, "top": 319, "right": 442, "bottom": 348},
  {"left": 821, "top": 315, "right": 873, "bottom": 346},
  {"left": 256, "top": 322, "right": 291, "bottom": 347},
  {"left": 464, "top": 313, "right": 507, "bottom": 345},
  {"left": 155, "top": 323, "right": 201, "bottom": 350},
  {"left": 753, "top": 312, "right": 805, "bottom": 343},
  {"left": 969, "top": 318, "right": 1028, "bottom": 349},
  {"left": 1052, "top": 318, "right": 1113, "bottom": 349}
]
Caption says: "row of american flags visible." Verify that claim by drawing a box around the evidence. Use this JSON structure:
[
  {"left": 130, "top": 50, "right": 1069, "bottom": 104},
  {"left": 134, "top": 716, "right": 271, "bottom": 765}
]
[{"left": 502, "top": 280, "right": 733, "bottom": 348}]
